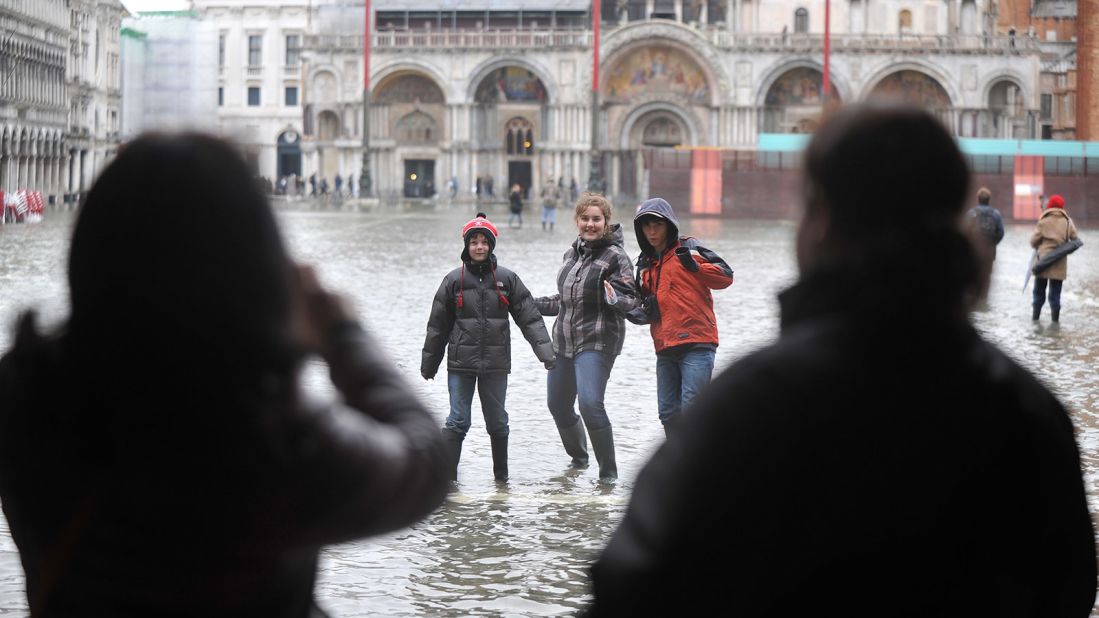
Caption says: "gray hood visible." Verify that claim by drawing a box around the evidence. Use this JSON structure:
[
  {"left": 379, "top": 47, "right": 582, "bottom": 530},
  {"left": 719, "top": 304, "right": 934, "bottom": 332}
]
[{"left": 633, "top": 198, "right": 681, "bottom": 254}]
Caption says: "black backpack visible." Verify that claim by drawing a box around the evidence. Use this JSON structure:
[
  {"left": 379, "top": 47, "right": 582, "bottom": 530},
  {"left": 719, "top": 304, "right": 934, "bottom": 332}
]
[{"left": 969, "top": 207, "right": 999, "bottom": 241}]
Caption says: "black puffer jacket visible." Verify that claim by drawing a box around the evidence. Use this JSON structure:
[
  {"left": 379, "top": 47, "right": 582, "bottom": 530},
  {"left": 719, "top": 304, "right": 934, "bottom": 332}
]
[{"left": 422, "top": 255, "right": 554, "bottom": 377}]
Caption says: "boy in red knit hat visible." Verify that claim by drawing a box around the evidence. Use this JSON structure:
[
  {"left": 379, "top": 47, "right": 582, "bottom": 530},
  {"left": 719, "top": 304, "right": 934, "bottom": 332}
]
[{"left": 421, "top": 213, "right": 555, "bottom": 482}]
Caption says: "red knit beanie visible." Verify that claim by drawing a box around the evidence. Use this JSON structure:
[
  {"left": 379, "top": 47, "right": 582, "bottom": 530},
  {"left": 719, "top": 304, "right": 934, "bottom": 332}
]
[
  {"left": 462, "top": 212, "right": 499, "bottom": 250},
  {"left": 1047, "top": 194, "right": 1065, "bottom": 209}
]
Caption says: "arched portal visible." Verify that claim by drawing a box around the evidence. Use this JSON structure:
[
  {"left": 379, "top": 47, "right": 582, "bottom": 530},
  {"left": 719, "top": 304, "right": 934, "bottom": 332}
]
[
  {"left": 276, "top": 129, "right": 302, "bottom": 182},
  {"left": 987, "top": 80, "right": 1027, "bottom": 138},
  {"left": 762, "top": 67, "right": 840, "bottom": 133},
  {"left": 870, "top": 70, "right": 952, "bottom": 110}
]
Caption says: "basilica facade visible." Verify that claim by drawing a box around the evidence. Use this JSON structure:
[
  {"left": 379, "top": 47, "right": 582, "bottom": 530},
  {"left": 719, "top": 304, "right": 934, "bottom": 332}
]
[{"left": 290, "top": 0, "right": 1043, "bottom": 204}]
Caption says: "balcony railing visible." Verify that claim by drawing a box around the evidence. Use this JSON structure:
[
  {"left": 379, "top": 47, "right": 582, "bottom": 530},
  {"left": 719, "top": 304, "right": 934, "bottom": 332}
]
[
  {"left": 246, "top": 66, "right": 263, "bottom": 77},
  {"left": 306, "top": 27, "right": 1036, "bottom": 55},
  {"left": 708, "top": 31, "right": 1039, "bottom": 53},
  {"left": 283, "top": 65, "right": 301, "bottom": 76},
  {"left": 306, "top": 30, "right": 591, "bottom": 51}
]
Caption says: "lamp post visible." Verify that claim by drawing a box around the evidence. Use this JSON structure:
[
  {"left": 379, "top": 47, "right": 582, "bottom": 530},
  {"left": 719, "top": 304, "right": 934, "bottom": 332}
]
[
  {"left": 358, "top": 0, "right": 374, "bottom": 197},
  {"left": 586, "top": 0, "right": 605, "bottom": 194}
]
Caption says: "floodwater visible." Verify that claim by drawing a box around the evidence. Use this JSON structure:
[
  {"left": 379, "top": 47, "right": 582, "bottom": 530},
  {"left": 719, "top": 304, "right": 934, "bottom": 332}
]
[{"left": 0, "top": 203, "right": 1097, "bottom": 616}]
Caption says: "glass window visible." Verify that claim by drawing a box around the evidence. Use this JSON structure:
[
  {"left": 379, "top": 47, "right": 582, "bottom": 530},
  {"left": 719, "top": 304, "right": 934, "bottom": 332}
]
[
  {"left": 248, "top": 35, "right": 262, "bottom": 67},
  {"left": 1040, "top": 93, "right": 1053, "bottom": 120},
  {"left": 247, "top": 86, "right": 261, "bottom": 106},
  {"left": 285, "top": 35, "right": 301, "bottom": 67},
  {"left": 218, "top": 87, "right": 224, "bottom": 106},
  {"left": 794, "top": 8, "right": 809, "bottom": 33},
  {"left": 285, "top": 86, "right": 298, "bottom": 106}
]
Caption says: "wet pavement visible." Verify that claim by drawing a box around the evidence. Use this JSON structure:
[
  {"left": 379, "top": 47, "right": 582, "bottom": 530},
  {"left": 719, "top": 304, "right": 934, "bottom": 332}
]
[{"left": 0, "top": 203, "right": 1096, "bottom": 615}]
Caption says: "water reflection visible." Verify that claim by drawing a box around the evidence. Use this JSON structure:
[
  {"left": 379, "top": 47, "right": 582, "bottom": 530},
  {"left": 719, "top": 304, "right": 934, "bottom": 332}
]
[{"left": 1, "top": 208, "right": 1096, "bottom": 616}]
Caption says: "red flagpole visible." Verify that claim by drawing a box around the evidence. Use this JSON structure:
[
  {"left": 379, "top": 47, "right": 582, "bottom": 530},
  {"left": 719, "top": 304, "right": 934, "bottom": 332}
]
[
  {"left": 364, "top": 0, "right": 371, "bottom": 89},
  {"left": 592, "top": 0, "right": 600, "bottom": 93},
  {"left": 822, "top": 0, "right": 831, "bottom": 99}
]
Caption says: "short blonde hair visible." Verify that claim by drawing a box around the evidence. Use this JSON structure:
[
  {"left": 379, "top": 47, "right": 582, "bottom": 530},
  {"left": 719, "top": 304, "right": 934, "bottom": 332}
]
[
  {"left": 574, "top": 192, "right": 612, "bottom": 229},
  {"left": 976, "top": 187, "right": 991, "bottom": 205}
]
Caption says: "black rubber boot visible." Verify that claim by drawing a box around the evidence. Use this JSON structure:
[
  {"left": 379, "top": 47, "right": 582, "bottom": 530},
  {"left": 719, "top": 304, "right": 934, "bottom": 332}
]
[
  {"left": 440, "top": 428, "right": 464, "bottom": 481},
  {"left": 662, "top": 414, "right": 682, "bottom": 437},
  {"left": 588, "top": 425, "right": 618, "bottom": 483},
  {"left": 1052, "top": 307, "right": 1060, "bottom": 323},
  {"left": 490, "top": 436, "right": 508, "bottom": 481},
  {"left": 1032, "top": 305, "right": 1041, "bottom": 321},
  {"left": 556, "top": 420, "right": 589, "bottom": 468}
]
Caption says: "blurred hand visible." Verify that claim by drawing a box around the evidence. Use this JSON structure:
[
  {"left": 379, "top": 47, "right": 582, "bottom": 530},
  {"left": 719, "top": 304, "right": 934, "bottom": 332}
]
[
  {"left": 544, "top": 360, "right": 555, "bottom": 371},
  {"left": 421, "top": 371, "right": 435, "bottom": 381},
  {"left": 603, "top": 280, "right": 618, "bottom": 305},
  {"left": 295, "top": 263, "right": 356, "bottom": 353},
  {"left": 675, "top": 246, "right": 700, "bottom": 272}
]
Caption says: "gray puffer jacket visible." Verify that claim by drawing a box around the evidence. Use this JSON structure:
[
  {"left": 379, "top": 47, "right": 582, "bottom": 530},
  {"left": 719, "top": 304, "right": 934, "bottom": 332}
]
[{"left": 422, "top": 255, "right": 554, "bottom": 378}]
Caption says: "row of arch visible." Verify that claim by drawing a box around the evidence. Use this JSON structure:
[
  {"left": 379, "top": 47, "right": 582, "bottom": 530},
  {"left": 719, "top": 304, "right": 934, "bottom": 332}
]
[
  {"left": 1, "top": 127, "right": 67, "bottom": 158},
  {"left": 309, "top": 51, "right": 1028, "bottom": 122},
  {"left": 0, "top": 125, "right": 98, "bottom": 199},
  {"left": 309, "top": 60, "right": 1027, "bottom": 143}
]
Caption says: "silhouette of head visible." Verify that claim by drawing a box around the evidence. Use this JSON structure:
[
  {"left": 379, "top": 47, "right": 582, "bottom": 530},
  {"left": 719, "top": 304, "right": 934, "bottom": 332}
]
[
  {"left": 68, "top": 133, "right": 297, "bottom": 378},
  {"left": 797, "top": 103, "right": 983, "bottom": 307}
]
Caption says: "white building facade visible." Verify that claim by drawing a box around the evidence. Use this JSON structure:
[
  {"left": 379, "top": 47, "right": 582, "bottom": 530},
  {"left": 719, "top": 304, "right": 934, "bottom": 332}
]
[
  {"left": 0, "top": 0, "right": 71, "bottom": 202},
  {"left": 294, "top": 0, "right": 1040, "bottom": 204},
  {"left": 192, "top": 0, "right": 309, "bottom": 182},
  {"left": 67, "top": 0, "right": 128, "bottom": 199}
]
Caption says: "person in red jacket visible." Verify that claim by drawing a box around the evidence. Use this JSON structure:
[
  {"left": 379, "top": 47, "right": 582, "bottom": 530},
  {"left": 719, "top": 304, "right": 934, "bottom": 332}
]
[{"left": 629, "top": 197, "right": 733, "bottom": 434}]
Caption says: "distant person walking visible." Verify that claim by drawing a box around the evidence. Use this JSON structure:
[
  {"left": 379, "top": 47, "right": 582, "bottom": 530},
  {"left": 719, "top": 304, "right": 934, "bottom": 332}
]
[
  {"left": 422, "top": 213, "right": 555, "bottom": 482},
  {"left": 965, "top": 187, "right": 1005, "bottom": 260},
  {"left": 1030, "top": 194, "right": 1080, "bottom": 323},
  {"left": 508, "top": 184, "right": 524, "bottom": 228},
  {"left": 334, "top": 173, "right": 343, "bottom": 197},
  {"left": 540, "top": 177, "right": 560, "bottom": 231}
]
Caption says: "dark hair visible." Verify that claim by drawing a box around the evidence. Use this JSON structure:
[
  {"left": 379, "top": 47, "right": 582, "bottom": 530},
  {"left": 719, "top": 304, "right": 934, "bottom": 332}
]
[
  {"left": 66, "top": 133, "right": 299, "bottom": 382},
  {"left": 803, "top": 103, "right": 985, "bottom": 307}
]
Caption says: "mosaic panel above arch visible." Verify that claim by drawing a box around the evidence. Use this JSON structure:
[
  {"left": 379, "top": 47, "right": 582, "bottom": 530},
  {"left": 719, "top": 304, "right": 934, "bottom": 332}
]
[
  {"left": 375, "top": 73, "right": 445, "bottom": 105},
  {"left": 870, "top": 70, "right": 952, "bottom": 109},
  {"left": 604, "top": 45, "right": 709, "bottom": 104},
  {"left": 475, "top": 68, "right": 547, "bottom": 104},
  {"left": 765, "top": 68, "right": 840, "bottom": 107}
]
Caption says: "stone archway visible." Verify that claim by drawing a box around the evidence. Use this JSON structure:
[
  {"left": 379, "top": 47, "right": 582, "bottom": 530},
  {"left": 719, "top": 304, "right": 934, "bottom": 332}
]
[
  {"left": 987, "top": 79, "right": 1027, "bottom": 138},
  {"left": 869, "top": 69, "right": 954, "bottom": 129},
  {"left": 761, "top": 67, "right": 841, "bottom": 134}
]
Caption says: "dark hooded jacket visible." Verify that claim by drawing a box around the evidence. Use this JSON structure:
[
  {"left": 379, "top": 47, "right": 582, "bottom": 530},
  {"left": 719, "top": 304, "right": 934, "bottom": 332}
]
[
  {"left": 422, "top": 253, "right": 554, "bottom": 378},
  {"left": 631, "top": 198, "right": 733, "bottom": 353},
  {"left": 535, "top": 223, "right": 640, "bottom": 358},
  {"left": 588, "top": 265, "right": 1097, "bottom": 616}
]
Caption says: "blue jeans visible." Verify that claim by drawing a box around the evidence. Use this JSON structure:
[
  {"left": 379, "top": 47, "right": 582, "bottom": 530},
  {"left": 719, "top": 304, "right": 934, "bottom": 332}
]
[
  {"left": 542, "top": 206, "right": 556, "bottom": 225},
  {"left": 655, "top": 347, "right": 716, "bottom": 424},
  {"left": 1032, "top": 277, "right": 1063, "bottom": 311},
  {"left": 547, "top": 351, "right": 615, "bottom": 432},
  {"left": 446, "top": 372, "right": 509, "bottom": 438}
]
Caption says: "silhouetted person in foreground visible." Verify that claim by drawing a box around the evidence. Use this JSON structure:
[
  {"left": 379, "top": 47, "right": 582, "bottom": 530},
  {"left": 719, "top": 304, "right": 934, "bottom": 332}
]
[
  {"left": 587, "top": 104, "right": 1097, "bottom": 616},
  {"left": 0, "top": 133, "right": 450, "bottom": 617}
]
